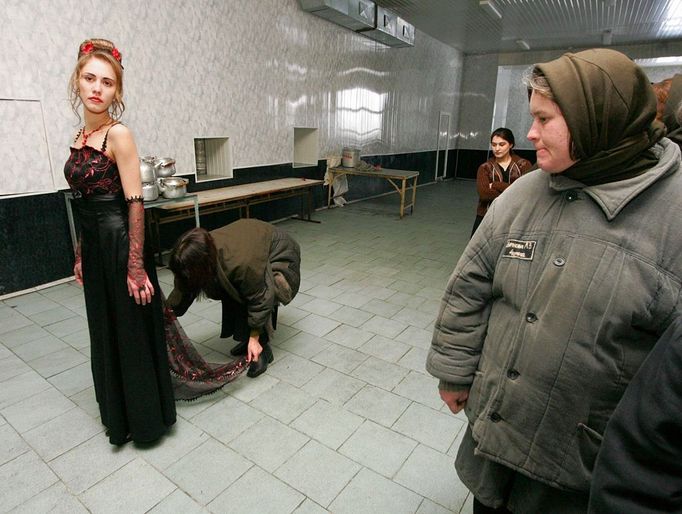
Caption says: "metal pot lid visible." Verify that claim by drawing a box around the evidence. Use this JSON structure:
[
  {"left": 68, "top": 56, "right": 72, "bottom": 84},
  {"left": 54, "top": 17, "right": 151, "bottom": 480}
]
[
  {"left": 154, "top": 157, "right": 176, "bottom": 168},
  {"left": 161, "top": 177, "right": 188, "bottom": 186}
]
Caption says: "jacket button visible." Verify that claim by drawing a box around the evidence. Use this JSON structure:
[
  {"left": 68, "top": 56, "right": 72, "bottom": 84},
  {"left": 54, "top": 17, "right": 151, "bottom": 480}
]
[
  {"left": 490, "top": 412, "right": 502, "bottom": 422},
  {"left": 526, "top": 313, "right": 537, "bottom": 323},
  {"left": 565, "top": 191, "right": 578, "bottom": 201},
  {"left": 553, "top": 257, "right": 566, "bottom": 267},
  {"left": 507, "top": 369, "right": 520, "bottom": 380}
]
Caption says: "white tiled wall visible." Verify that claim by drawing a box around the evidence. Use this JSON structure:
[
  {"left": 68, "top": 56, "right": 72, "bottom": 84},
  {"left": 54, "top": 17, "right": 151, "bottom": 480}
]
[{"left": 0, "top": 0, "right": 463, "bottom": 196}]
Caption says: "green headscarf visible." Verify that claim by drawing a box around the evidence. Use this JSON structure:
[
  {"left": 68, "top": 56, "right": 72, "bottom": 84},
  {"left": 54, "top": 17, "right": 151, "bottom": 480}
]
[{"left": 535, "top": 48, "right": 666, "bottom": 185}]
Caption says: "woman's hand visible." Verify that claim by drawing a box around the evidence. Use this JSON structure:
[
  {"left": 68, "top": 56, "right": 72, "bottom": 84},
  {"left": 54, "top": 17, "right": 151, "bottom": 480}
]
[
  {"left": 127, "top": 271, "right": 155, "bottom": 305},
  {"left": 74, "top": 258, "right": 83, "bottom": 286},
  {"left": 247, "top": 336, "right": 263, "bottom": 363}
]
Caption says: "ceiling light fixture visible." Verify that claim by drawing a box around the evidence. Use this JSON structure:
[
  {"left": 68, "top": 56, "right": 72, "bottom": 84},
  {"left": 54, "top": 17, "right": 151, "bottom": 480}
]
[
  {"left": 602, "top": 29, "right": 613, "bottom": 45},
  {"left": 516, "top": 39, "right": 530, "bottom": 50},
  {"left": 479, "top": 0, "right": 502, "bottom": 20}
]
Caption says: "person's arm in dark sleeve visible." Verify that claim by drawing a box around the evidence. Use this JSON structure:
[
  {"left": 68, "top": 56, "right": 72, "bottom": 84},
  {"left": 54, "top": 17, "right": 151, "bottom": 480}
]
[
  {"left": 588, "top": 319, "right": 682, "bottom": 514},
  {"left": 476, "top": 163, "right": 506, "bottom": 201}
]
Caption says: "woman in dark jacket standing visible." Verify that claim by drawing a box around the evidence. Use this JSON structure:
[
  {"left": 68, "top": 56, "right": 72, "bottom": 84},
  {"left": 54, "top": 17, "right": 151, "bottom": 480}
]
[
  {"left": 471, "top": 128, "right": 532, "bottom": 236},
  {"left": 167, "top": 219, "right": 301, "bottom": 378}
]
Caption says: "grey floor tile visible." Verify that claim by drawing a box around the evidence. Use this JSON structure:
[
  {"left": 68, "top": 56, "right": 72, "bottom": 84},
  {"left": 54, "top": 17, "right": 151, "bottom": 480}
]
[
  {"left": 49, "top": 434, "right": 136, "bottom": 494},
  {"left": 0, "top": 323, "right": 51, "bottom": 349},
  {"left": 68, "top": 386, "right": 99, "bottom": 418},
  {"left": 0, "top": 370, "right": 52, "bottom": 410},
  {"left": 227, "top": 374, "right": 279, "bottom": 403},
  {"left": 0, "top": 423, "right": 30, "bottom": 466},
  {"left": 40, "top": 283, "right": 83, "bottom": 302},
  {"left": 293, "top": 499, "right": 330, "bottom": 514},
  {"left": 338, "top": 420, "right": 417, "bottom": 478},
  {"left": 417, "top": 498, "right": 456, "bottom": 514},
  {"left": 0, "top": 450, "right": 58, "bottom": 512},
  {"left": 393, "top": 370, "right": 444, "bottom": 409},
  {"left": 395, "top": 444, "right": 468, "bottom": 512},
  {"left": 0, "top": 354, "right": 32, "bottom": 382},
  {"left": 324, "top": 324, "right": 374, "bottom": 350},
  {"left": 274, "top": 330, "right": 330, "bottom": 359},
  {"left": 12, "top": 297, "right": 61, "bottom": 317},
  {"left": 266, "top": 352, "right": 325, "bottom": 387},
  {"left": 183, "top": 318, "right": 222, "bottom": 344},
  {"left": 147, "top": 489, "right": 208, "bottom": 514},
  {"left": 361, "top": 315, "right": 409, "bottom": 339},
  {"left": 0, "top": 344, "right": 9, "bottom": 360},
  {"left": 393, "top": 402, "right": 465, "bottom": 453},
  {"left": 10, "top": 338, "right": 71, "bottom": 368},
  {"left": 358, "top": 334, "right": 411, "bottom": 363},
  {"left": 165, "top": 438, "right": 252, "bottom": 504},
  {"left": 274, "top": 440, "right": 361, "bottom": 508},
  {"left": 11, "top": 481, "right": 89, "bottom": 514},
  {"left": 350, "top": 356, "right": 409, "bottom": 390},
  {"left": 28, "top": 346, "right": 88, "bottom": 378},
  {"left": 332, "top": 291, "right": 370, "bottom": 309},
  {"left": 362, "top": 298, "right": 403, "bottom": 318},
  {"left": 398, "top": 347, "right": 429, "bottom": 374},
  {"left": 48, "top": 361, "right": 94, "bottom": 397},
  {"left": 304, "top": 284, "right": 346, "bottom": 300},
  {"left": 271, "top": 323, "right": 300, "bottom": 344},
  {"left": 329, "top": 467, "right": 422, "bottom": 514},
  {"left": 298, "top": 297, "right": 342, "bottom": 316},
  {"left": 291, "top": 313, "right": 340, "bottom": 337},
  {"left": 311, "top": 343, "right": 367, "bottom": 374},
  {"left": 327, "top": 305, "right": 374, "bottom": 328},
  {"left": 209, "top": 466, "right": 304, "bottom": 514},
  {"left": 79, "top": 458, "right": 176, "bottom": 514},
  {"left": 175, "top": 390, "right": 231, "bottom": 420},
  {"left": 1, "top": 387, "right": 75, "bottom": 433},
  {"left": 191, "top": 395, "right": 263, "bottom": 445},
  {"left": 250, "top": 382, "right": 316, "bottom": 425},
  {"left": 278, "top": 305, "right": 310, "bottom": 325},
  {"left": 302, "top": 368, "right": 366, "bottom": 405},
  {"left": 60, "top": 328, "right": 90, "bottom": 350},
  {"left": 0, "top": 313, "right": 33, "bottom": 336},
  {"left": 345, "top": 385, "right": 411, "bottom": 427},
  {"left": 358, "top": 285, "right": 396, "bottom": 301},
  {"left": 32, "top": 308, "right": 79, "bottom": 329},
  {"left": 393, "top": 306, "right": 438, "bottom": 330},
  {"left": 228, "top": 416, "right": 309, "bottom": 472},
  {"left": 396, "top": 325, "right": 435, "bottom": 349},
  {"left": 291, "top": 399, "right": 363, "bottom": 450},
  {"left": 23, "top": 407, "right": 103, "bottom": 461},
  {"left": 141, "top": 417, "right": 210, "bottom": 470}
]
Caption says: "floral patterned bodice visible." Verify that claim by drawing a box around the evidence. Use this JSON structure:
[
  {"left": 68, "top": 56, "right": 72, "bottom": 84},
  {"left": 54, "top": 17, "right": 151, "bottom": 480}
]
[{"left": 64, "top": 145, "right": 122, "bottom": 197}]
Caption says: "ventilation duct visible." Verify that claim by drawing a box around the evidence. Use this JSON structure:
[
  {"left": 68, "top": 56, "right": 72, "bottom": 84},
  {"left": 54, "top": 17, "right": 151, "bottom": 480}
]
[
  {"left": 299, "top": 0, "right": 376, "bottom": 32},
  {"left": 359, "top": 6, "right": 415, "bottom": 47},
  {"left": 299, "top": 1, "right": 415, "bottom": 48}
]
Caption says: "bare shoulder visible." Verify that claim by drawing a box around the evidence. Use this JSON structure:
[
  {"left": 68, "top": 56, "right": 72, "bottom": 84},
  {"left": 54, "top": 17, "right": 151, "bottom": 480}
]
[
  {"left": 107, "top": 122, "right": 135, "bottom": 143},
  {"left": 106, "top": 123, "right": 138, "bottom": 158}
]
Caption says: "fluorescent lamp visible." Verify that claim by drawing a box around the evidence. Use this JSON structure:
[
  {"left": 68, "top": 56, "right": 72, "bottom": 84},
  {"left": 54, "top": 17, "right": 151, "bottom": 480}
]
[
  {"left": 602, "top": 30, "right": 613, "bottom": 45},
  {"left": 516, "top": 39, "right": 530, "bottom": 50},
  {"left": 479, "top": 0, "right": 502, "bottom": 20}
]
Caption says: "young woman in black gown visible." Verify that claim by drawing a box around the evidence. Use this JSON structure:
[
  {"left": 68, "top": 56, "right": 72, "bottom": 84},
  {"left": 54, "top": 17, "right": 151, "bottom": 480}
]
[{"left": 64, "top": 39, "right": 176, "bottom": 445}]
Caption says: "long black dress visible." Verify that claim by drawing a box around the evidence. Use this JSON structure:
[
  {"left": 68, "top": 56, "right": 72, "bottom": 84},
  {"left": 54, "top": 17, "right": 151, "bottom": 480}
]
[{"left": 64, "top": 128, "right": 176, "bottom": 445}]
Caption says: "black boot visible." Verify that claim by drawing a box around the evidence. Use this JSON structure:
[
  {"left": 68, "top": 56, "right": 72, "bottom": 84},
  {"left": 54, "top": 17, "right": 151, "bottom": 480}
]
[
  {"left": 247, "top": 343, "right": 274, "bottom": 378},
  {"left": 230, "top": 340, "right": 248, "bottom": 356}
]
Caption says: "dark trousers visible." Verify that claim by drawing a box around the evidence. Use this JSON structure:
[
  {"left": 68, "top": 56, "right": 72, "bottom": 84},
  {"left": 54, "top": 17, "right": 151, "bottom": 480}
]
[{"left": 473, "top": 498, "right": 512, "bottom": 514}]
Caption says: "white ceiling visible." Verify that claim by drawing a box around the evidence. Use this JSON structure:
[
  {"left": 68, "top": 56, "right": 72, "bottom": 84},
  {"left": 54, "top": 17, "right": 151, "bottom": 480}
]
[{"left": 374, "top": 0, "right": 682, "bottom": 54}]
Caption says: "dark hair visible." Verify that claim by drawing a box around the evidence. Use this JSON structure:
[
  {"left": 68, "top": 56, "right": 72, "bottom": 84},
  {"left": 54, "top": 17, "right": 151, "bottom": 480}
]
[
  {"left": 168, "top": 228, "right": 218, "bottom": 295},
  {"left": 491, "top": 127, "right": 515, "bottom": 147}
]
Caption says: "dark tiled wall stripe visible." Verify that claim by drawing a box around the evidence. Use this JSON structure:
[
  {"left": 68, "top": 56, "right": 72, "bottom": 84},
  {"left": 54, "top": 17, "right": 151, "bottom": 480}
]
[
  {"left": 0, "top": 194, "right": 73, "bottom": 296},
  {"left": 3, "top": 150, "right": 446, "bottom": 294}
]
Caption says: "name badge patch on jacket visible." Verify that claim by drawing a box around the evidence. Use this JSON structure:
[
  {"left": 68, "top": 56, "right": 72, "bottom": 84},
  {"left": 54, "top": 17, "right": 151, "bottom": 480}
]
[{"left": 503, "top": 239, "right": 537, "bottom": 260}]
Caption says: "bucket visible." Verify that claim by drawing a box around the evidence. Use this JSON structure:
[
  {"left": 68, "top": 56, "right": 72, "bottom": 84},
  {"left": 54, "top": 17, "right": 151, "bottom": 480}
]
[{"left": 342, "top": 147, "right": 360, "bottom": 168}]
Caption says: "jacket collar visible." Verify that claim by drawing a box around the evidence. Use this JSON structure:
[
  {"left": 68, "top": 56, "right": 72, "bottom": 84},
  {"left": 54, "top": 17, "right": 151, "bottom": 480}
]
[{"left": 548, "top": 138, "right": 680, "bottom": 221}]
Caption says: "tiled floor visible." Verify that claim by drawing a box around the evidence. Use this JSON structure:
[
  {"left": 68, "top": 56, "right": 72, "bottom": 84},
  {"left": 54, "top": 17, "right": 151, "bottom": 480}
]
[{"left": 0, "top": 179, "right": 478, "bottom": 514}]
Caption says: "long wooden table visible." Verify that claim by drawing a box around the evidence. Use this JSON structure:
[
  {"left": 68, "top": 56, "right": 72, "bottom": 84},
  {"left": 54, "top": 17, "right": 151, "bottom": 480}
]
[{"left": 327, "top": 167, "right": 419, "bottom": 218}]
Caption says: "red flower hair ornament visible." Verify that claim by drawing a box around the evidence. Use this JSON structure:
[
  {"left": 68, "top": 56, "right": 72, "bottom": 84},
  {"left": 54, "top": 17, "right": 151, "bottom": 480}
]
[{"left": 80, "top": 41, "right": 123, "bottom": 66}]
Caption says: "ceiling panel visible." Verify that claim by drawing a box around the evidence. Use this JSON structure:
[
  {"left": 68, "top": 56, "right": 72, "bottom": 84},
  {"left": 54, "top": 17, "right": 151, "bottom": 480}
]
[{"left": 374, "top": 0, "right": 682, "bottom": 54}]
